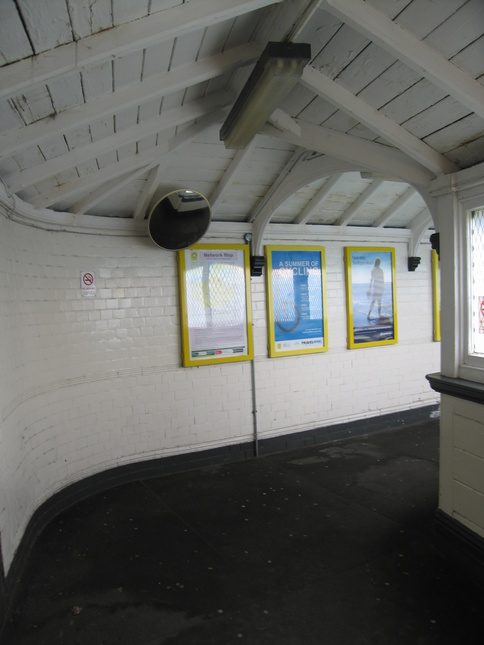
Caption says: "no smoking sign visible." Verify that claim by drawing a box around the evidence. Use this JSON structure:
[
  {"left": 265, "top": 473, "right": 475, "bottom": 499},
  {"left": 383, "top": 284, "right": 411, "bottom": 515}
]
[{"left": 81, "top": 270, "right": 96, "bottom": 297}]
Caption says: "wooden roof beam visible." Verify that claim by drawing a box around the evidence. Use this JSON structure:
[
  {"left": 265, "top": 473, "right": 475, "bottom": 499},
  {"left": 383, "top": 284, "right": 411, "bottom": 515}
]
[
  {"left": 301, "top": 66, "right": 458, "bottom": 176},
  {"left": 0, "top": 0, "right": 280, "bottom": 99},
  {"left": 322, "top": 0, "right": 484, "bottom": 120},
  {"left": 0, "top": 44, "right": 260, "bottom": 159},
  {"left": 5, "top": 92, "right": 233, "bottom": 192},
  {"left": 29, "top": 112, "right": 223, "bottom": 209}
]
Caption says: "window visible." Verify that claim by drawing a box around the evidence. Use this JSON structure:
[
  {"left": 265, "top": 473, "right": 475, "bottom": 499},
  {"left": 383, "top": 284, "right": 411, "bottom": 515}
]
[{"left": 469, "top": 208, "right": 484, "bottom": 357}]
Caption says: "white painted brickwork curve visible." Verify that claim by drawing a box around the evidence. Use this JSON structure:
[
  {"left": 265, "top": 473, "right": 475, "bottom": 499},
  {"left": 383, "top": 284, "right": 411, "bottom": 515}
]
[{"left": 0, "top": 205, "right": 439, "bottom": 573}]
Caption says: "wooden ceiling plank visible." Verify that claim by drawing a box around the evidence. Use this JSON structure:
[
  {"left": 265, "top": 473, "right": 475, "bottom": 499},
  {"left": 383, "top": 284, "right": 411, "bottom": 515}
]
[
  {"left": 0, "top": 43, "right": 260, "bottom": 159},
  {"left": 113, "top": 50, "right": 145, "bottom": 90},
  {"left": 17, "top": 0, "right": 72, "bottom": 53},
  {"left": 68, "top": 0, "right": 113, "bottom": 40},
  {"left": 28, "top": 144, "right": 174, "bottom": 209},
  {"left": 337, "top": 179, "right": 383, "bottom": 226},
  {"left": 301, "top": 65, "right": 458, "bottom": 175},
  {"left": 0, "top": 0, "right": 33, "bottom": 64},
  {"left": 373, "top": 186, "right": 414, "bottom": 228},
  {"left": 70, "top": 166, "right": 153, "bottom": 214},
  {"left": 6, "top": 92, "right": 232, "bottom": 192},
  {"left": 29, "top": 111, "right": 222, "bottom": 209},
  {"left": 322, "top": 0, "right": 484, "bottom": 120},
  {"left": 0, "top": 0, "right": 278, "bottom": 99},
  {"left": 294, "top": 174, "right": 341, "bottom": 224}
]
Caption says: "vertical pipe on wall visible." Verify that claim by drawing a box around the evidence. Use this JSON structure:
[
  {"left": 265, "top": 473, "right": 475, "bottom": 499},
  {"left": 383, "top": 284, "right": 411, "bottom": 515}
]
[{"left": 250, "top": 357, "right": 259, "bottom": 457}]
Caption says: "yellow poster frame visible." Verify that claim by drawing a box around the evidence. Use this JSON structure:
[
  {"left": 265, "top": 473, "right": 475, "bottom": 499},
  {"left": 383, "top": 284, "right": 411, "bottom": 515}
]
[
  {"left": 178, "top": 244, "right": 253, "bottom": 367},
  {"left": 432, "top": 249, "right": 441, "bottom": 342},
  {"left": 344, "top": 246, "right": 398, "bottom": 349},
  {"left": 265, "top": 245, "right": 328, "bottom": 358}
]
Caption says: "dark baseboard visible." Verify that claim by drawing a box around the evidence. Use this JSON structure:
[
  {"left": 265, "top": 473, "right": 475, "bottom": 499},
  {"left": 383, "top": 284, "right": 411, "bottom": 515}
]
[
  {"left": 1, "top": 403, "right": 439, "bottom": 632},
  {"left": 434, "top": 509, "right": 484, "bottom": 591},
  {"left": 257, "top": 403, "right": 439, "bottom": 455}
]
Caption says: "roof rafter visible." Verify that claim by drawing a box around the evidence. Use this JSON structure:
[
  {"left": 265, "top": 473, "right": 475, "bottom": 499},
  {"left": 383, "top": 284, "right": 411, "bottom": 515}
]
[
  {"left": 322, "top": 0, "right": 484, "bottom": 120},
  {"left": 0, "top": 0, "right": 280, "bottom": 99},
  {"left": 301, "top": 66, "right": 458, "bottom": 175},
  {"left": 134, "top": 166, "right": 163, "bottom": 221},
  {"left": 210, "top": 140, "right": 256, "bottom": 209},
  {"left": 6, "top": 91, "right": 233, "bottom": 192},
  {"left": 265, "top": 118, "right": 435, "bottom": 187},
  {"left": 69, "top": 166, "right": 152, "bottom": 215},
  {"left": 29, "top": 112, "right": 224, "bottom": 209},
  {"left": 0, "top": 43, "right": 260, "bottom": 159}
]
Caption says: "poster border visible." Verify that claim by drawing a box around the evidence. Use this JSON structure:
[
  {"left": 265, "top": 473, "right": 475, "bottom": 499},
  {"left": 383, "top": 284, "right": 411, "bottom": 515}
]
[
  {"left": 265, "top": 245, "right": 328, "bottom": 358},
  {"left": 178, "top": 244, "right": 253, "bottom": 367},
  {"left": 432, "top": 249, "right": 441, "bottom": 342},
  {"left": 344, "top": 246, "right": 398, "bottom": 350}
]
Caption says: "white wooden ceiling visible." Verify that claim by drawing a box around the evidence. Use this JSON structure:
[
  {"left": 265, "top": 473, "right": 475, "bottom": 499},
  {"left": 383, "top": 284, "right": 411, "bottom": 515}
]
[{"left": 0, "top": 0, "right": 483, "bottom": 255}]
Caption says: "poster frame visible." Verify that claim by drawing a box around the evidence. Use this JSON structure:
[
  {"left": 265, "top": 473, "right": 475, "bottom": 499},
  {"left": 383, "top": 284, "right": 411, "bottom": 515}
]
[
  {"left": 178, "top": 244, "right": 253, "bottom": 367},
  {"left": 344, "top": 246, "right": 398, "bottom": 349},
  {"left": 265, "top": 245, "right": 328, "bottom": 358},
  {"left": 432, "top": 249, "right": 441, "bottom": 342}
]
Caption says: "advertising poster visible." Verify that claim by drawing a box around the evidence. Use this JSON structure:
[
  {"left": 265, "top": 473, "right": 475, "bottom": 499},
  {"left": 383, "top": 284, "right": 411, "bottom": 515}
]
[
  {"left": 178, "top": 245, "right": 253, "bottom": 367},
  {"left": 344, "top": 247, "right": 398, "bottom": 349},
  {"left": 265, "top": 246, "right": 328, "bottom": 357}
]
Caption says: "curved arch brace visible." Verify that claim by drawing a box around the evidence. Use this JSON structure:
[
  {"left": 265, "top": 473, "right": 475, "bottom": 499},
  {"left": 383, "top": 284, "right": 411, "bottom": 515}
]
[
  {"left": 252, "top": 156, "right": 356, "bottom": 255},
  {"left": 407, "top": 185, "right": 440, "bottom": 258},
  {"left": 251, "top": 156, "right": 441, "bottom": 257}
]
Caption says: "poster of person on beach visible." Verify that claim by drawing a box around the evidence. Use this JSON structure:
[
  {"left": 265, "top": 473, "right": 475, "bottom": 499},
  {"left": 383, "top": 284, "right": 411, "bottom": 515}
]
[{"left": 344, "top": 247, "right": 398, "bottom": 349}]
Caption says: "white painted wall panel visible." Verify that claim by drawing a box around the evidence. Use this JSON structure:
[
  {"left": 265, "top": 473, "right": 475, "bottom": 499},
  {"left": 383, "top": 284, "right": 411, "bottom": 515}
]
[
  {"left": 453, "top": 483, "right": 484, "bottom": 535},
  {"left": 453, "top": 450, "right": 484, "bottom": 495},
  {"left": 439, "top": 397, "right": 484, "bottom": 538}
]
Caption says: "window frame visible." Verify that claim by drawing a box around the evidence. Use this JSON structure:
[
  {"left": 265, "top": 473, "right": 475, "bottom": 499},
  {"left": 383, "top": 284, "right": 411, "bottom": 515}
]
[{"left": 459, "top": 199, "right": 484, "bottom": 384}]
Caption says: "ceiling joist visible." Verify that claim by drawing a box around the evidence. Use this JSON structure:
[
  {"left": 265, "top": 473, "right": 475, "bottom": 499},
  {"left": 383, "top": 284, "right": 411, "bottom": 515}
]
[
  {"left": 322, "top": 0, "right": 484, "bottom": 120},
  {"left": 29, "top": 112, "right": 223, "bottom": 209},
  {"left": 266, "top": 118, "right": 435, "bottom": 187},
  {"left": 0, "top": 44, "right": 261, "bottom": 159},
  {"left": 301, "top": 66, "right": 458, "bottom": 176},
  {"left": 0, "top": 0, "right": 280, "bottom": 99},
  {"left": 5, "top": 91, "right": 233, "bottom": 192}
]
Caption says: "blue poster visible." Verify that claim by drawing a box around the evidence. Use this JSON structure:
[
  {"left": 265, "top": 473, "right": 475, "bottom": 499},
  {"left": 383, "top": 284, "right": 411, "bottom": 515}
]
[{"left": 270, "top": 249, "right": 325, "bottom": 353}]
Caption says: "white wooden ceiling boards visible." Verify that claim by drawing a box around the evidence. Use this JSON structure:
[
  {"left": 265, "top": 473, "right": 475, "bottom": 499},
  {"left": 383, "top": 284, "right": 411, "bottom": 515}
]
[{"left": 0, "top": 0, "right": 483, "bottom": 253}]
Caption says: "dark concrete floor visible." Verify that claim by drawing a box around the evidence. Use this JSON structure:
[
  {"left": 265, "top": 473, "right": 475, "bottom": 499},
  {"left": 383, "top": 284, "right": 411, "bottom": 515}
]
[{"left": 2, "top": 418, "right": 484, "bottom": 644}]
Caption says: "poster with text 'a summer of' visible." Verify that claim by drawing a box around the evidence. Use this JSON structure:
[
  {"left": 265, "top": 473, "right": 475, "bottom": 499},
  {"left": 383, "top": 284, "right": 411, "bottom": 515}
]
[{"left": 265, "top": 246, "right": 328, "bottom": 358}]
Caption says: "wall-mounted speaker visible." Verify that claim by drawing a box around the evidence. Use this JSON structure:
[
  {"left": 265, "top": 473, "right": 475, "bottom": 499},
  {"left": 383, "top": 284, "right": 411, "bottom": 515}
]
[{"left": 147, "top": 189, "right": 211, "bottom": 250}]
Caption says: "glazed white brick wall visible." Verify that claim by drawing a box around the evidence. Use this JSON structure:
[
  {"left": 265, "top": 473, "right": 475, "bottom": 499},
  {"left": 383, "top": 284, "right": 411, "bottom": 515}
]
[{"left": 0, "top": 210, "right": 440, "bottom": 573}]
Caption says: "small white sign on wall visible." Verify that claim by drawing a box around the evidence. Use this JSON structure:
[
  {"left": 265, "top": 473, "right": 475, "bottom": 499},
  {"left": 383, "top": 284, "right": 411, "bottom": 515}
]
[
  {"left": 480, "top": 296, "right": 484, "bottom": 334},
  {"left": 81, "top": 270, "right": 96, "bottom": 297}
]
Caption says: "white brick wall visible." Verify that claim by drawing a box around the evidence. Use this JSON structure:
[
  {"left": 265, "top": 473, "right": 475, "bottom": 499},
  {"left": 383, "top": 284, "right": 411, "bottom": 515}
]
[{"left": 0, "top": 208, "right": 440, "bottom": 573}]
